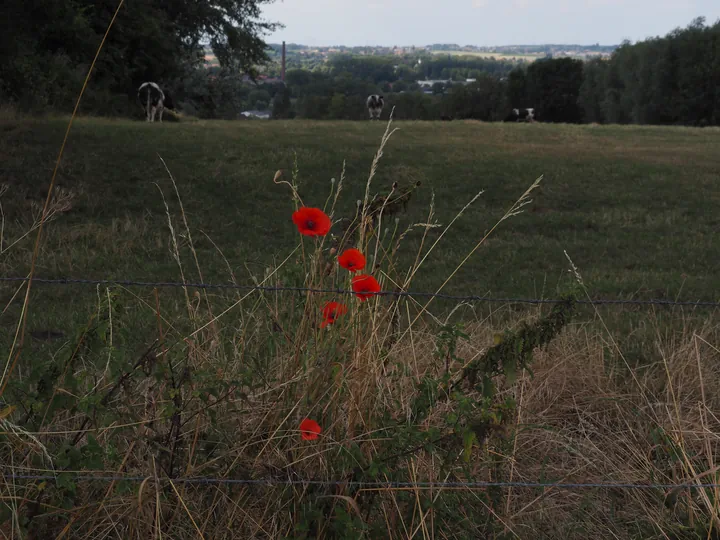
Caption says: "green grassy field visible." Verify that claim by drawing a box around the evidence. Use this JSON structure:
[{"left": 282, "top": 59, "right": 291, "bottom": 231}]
[
  {"left": 2, "top": 117, "right": 719, "bottom": 299},
  {"left": 3, "top": 115, "right": 720, "bottom": 537},
  {"left": 2, "top": 115, "right": 719, "bottom": 359}
]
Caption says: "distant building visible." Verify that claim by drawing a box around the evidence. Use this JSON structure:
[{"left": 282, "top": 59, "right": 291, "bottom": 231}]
[
  {"left": 257, "top": 75, "right": 286, "bottom": 86},
  {"left": 418, "top": 79, "right": 479, "bottom": 89},
  {"left": 241, "top": 110, "right": 271, "bottom": 120},
  {"left": 417, "top": 79, "right": 452, "bottom": 88}
]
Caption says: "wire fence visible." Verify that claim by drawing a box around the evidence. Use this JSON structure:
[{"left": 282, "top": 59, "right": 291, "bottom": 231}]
[
  {"left": 1, "top": 276, "right": 719, "bottom": 308},
  {"left": 2, "top": 274, "right": 719, "bottom": 496},
  {"left": 3, "top": 474, "right": 720, "bottom": 491}
]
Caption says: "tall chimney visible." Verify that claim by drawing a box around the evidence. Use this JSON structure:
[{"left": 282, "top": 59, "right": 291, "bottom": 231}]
[{"left": 281, "top": 41, "right": 286, "bottom": 82}]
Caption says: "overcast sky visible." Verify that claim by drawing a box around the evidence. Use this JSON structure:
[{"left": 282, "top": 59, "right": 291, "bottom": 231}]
[{"left": 260, "top": 0, "right": 720, "bottom": 47}]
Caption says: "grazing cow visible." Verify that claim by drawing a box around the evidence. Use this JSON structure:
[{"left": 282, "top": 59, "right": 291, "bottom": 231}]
[
  {"left": 503, "top": 108, "right": 536, "bottom": 123},
  {"left": 366, "top": 95, "right": 385, "bottom": 120},
  {"left": 137, "top": 82, "right": 174, "bottom": 122}
]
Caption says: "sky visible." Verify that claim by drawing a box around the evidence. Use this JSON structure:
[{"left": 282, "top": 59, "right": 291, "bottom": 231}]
[{"left": 260, "top": 0, "right": 720, "bottom": 47}]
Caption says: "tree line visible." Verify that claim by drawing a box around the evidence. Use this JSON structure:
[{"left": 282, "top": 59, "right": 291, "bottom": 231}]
[
  {"left": 578, "top": 17, "right": 720, "bottom": 126},
  {"left": 280, "top": 17, "right": 720, "bottom": 126},
  {"left": 1, "top": 4, "right": 718, "bottom": 127},
  {"left": 0, "top": 0, "right": 278, "bottom": 115}
]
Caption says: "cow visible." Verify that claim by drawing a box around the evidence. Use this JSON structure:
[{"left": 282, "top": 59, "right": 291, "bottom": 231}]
[
  {"left": 366, "top": 95, "right": 384, "bottom": 120},
  {"left": 503, "top": 108, "right": 536, "bottom": 123},
  {"left": 440, "top": 115, "right": 454, "bottom": 121},
  {"left": 137, "top": 82, "right": 174, "bottom": 122}
]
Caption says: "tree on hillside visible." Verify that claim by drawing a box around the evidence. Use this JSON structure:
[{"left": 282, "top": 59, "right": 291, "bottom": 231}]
[
  {"left": 328, "top": 93, "right": 348, "bottom": 119},
  {"left": 445, "top": 75, "right": 506, "bottom": 120},
  {"left": 578, "top": 58, "right": 607, "bottom": 123},
  {"left": 297, "top": 95, "right": 331, "bottom": 119},
  {"left": 329, "top": 55, "right": 397, "bottom": 84},
  {"left": 525, "top": 58, "right": 584, "bottom": 123},
  {"left": 0, "top": 0, "right": 281, "bottom": 113},
  {"left": 421, "top": 55, "right": 516, "bottom": 79},
  {"left": 393, "top": 80, "right": 409, "bottom": 92},
  {"left": 594, "top": 18, "right": 720, "bottom": 126},
  {"left": 673, "top": 17, "right": 717, "bottom": 126},
  {"left": 271, "top": 86, "right": 294, "bottom": 119},
  {"left": 652, "top": 37, "right": 682, "bottom": 123},
  {"left": 506, "top": 68, "right": 527, "bottom": 108}
]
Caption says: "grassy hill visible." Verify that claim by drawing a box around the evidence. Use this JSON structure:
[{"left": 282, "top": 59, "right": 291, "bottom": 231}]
[
  {"left": 2, "top": 117, "right": 719, "bottom": 300},
  {"left": 2, "top": 114, "right": 719, "bottom": 364}
]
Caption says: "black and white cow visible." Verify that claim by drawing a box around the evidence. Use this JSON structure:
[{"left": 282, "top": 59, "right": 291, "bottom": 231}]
[
  {"left": 366, "top": 95, "right": 385, "bottom": 120},
  {"left": 503, "top": 108, "right": 536, "bottom": 123},
  {"left": 137, "top": 82, "right": 174, "bottom": 122}
]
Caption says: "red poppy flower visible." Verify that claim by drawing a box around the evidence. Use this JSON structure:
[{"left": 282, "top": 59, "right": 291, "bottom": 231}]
[
  {"left": 351, "top": 274, "right": 381, "bottom": 302},
  {"left": 320, "top": 301, "right": 348, "bottom": 328},
  {"left": 338, "top": 248, "right": 366, "bottom": 273},
  {"left": 299, "top": 418, "right": 322, "bottom": 440},
  {"left": 292, "top": 207, "right": 331, "bottom": 237}
]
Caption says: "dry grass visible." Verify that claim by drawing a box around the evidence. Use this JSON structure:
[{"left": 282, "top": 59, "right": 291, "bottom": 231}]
[
  {"left": 3, "top": 315, "right": 718, "bottom": 538},
  {"left": 504, "top": 317, "right": 720, "bottom": 538}
]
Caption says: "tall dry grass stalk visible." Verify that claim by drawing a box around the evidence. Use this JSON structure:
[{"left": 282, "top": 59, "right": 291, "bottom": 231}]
[{"left": 0, "top": 0, "right": 126, "bottom": 400}]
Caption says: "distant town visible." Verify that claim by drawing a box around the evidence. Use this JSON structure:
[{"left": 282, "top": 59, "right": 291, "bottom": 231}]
[
  {"left": 199, "top": 41, "right": 622, "bottom": 121},
  {"left": 203, "top": 42, "right": 618, "bottom": 70}
]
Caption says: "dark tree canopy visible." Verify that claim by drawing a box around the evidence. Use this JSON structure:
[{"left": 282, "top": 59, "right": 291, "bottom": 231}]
[
  {"left": 581, "top": 17, "right": 720, "bottom": 126},
  {"left": 0, "top": 0, "right": 280, "bottom": 113},
  {"left": 506, "top": 68, "right": 527, "bottom": 108},
  {"left": 2, "top": 5, "right": 718, "bottom": 127},
  {"left": 444, "top": 75, "right": 507, "bottom": 121},
  {"left": 525, "top": 58, "right": 584, "bottom": 123}
]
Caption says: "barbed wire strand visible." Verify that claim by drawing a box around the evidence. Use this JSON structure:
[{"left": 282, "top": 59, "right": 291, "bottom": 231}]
[
  {"left": 3, "top": 474, "right": 719, "bottom": 490},
  {"left": 0, "top": 277, "right": 718, "bottom": 308}
]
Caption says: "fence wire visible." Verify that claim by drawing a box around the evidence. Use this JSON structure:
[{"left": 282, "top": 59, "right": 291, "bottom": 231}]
[
  {"left": 2, "top": 274, "right": 718, "bottom": 494},
  {"left": 3, "top": 474, "right": 720, "bottom": 491},
  {"left": 1, "top": 276, "right": 719, "bottom": 308}
]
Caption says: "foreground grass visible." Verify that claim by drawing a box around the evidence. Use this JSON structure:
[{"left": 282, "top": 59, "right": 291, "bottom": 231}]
[{"left": 2, "top": 302, "right": 720, "bottom": 538}]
